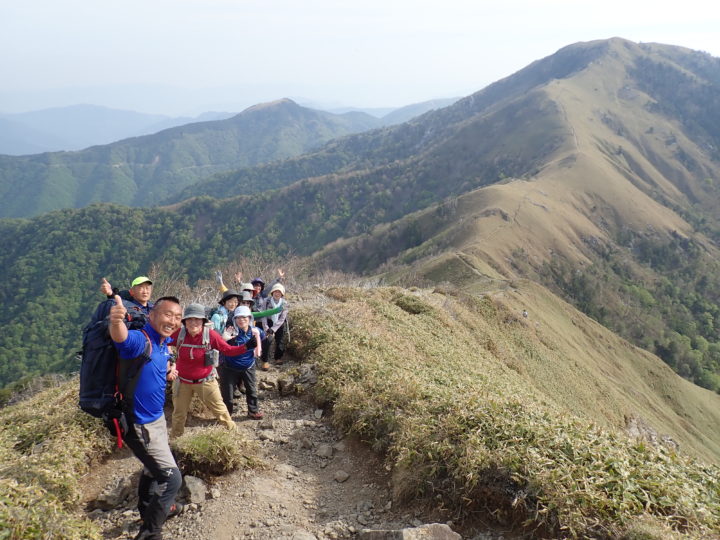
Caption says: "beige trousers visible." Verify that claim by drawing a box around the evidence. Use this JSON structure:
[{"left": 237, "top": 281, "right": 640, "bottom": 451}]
[{"left": 171, "top": 377, "right": 236, "bottom": 437}]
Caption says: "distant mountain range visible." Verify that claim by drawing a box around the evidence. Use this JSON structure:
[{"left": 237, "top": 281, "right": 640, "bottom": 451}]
[
  {"left": 0, "top": 99, "right": 380, "bottom": 217},
  {"left": 0, "top": 105, "right": 236, "bottom": 155},
  {"left": 0, "top": 98, "right": 459, "bottom": 157},
  {"left": 2, "top": 37, "right": 720, "bottom": 423},
  {"left": 0, "top": 98, "right": 458, "bottom": 218}
]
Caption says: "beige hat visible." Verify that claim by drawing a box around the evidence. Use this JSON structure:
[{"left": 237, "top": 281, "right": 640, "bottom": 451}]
[{"left": 269, "top": 283, "right": 285, "bottom": 296}]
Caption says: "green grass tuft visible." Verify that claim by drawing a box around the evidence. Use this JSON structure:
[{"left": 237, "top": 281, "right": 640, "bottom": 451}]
[{"left": 171, "top": 426, "right": 260, "bottom": 479}]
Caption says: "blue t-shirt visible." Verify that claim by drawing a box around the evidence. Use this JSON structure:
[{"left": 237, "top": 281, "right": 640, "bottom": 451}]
[
  {"left": 113, "top": 322, "right": 172, "bottom": 424},
  {"left": 225, "top": 327, "right": 264, "bottom": 370}
]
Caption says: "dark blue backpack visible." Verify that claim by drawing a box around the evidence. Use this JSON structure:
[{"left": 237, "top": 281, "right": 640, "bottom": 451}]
[{"left": 79, "top": 297, "right": 151, "bottom": 445}]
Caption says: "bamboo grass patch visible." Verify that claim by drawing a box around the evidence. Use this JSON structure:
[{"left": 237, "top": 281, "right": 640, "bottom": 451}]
[
  {"left": 0, "top": 380, "right": 104, "bottom": 539},
  {"left": 291, "top": 287, "right": 720, "bottom": 538}
]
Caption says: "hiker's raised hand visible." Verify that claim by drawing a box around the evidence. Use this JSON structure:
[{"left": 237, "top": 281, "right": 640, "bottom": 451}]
[
  {"left": 108, "top": 295, "right": 130, "bottom": 342},
  {"left": 277, "top": 268, "right": 285, "bottom": 279},
  {"left": 214, "top": 270, "right": 223, "bottom": 285},
  {"left": 109, "top": 295, "right": 127, "bottom": 324},
  {"left": 234, "top": 272, "right": 242, "bottom": 284},
  {"left": 100, "top": 277, "right": 112, "bottom": 296}
]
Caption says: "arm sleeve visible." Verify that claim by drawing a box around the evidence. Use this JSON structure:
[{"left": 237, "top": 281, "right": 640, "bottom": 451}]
[
  {"left": 210, "top": 330, "right": 247, "bottom": 356},
  {"left": 252, "top": 304, "right": 283, "bottom": 319},
  {"left": 210, "top": 312, "right": 225, "bottom": 332},
  {"left": 113, "top": 329, "right": 147, "bottom": 359}
]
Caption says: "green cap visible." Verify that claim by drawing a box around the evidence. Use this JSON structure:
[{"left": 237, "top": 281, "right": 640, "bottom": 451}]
[{"left": 131, "top": 276, "right": 153, "bottom": 287}]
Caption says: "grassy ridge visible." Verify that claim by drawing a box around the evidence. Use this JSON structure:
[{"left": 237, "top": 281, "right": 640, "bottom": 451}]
[
  {"left": 0, "top": 380, "right": 106, "bottom": 539},
  {"left": 291, "top": 286, "right": 720, "bottom": 538}
]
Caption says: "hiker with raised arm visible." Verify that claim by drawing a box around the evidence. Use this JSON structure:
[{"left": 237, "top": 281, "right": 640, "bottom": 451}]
[
  {"left": 108, "top": 294, "right": 183, "bottom": 540},
  {"left": 101, "top": 276, "right": 154, "bottom": 316},
  {"left": 219, "top": 306, "right": 265, "bottom": 419},
  {"left": 261, "top": 283, "right": 290, "bottom": 366},
  {"left": 216, "top": 268, "right": 285, "bottom": 301},
  {"left": 169, "top": 303, "right": 256, "bottom": 437}
]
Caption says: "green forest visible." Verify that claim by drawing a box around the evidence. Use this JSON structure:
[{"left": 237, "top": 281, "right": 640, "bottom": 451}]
[{"left": 530, "top": 231, "right": 720, "bottom": 393}]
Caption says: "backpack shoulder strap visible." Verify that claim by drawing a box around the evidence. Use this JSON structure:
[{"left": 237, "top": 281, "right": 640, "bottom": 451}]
[
  {"left": 202, "top": 323, "right": 212, "bottom": 349},
  {"left": 115, "top": 329, "right": 153, "bottom": 398},
  {"left": 139, "top": 329, "right": 153, "bottom": 358},
  {"left": 176, "top": 326, "right": 186, "bottom": 350}
]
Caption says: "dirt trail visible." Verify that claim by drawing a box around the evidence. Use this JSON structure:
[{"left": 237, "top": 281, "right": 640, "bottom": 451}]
[{"left": 84, "top": 355, "right": 498, "bottom": 539}]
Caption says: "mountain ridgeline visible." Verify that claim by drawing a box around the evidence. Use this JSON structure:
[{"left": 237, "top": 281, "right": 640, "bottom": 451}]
[
  {"left": 0, "top": 100, "right": 380, "bottom": 218},
  {"left": 2, "top": 39, "right": 720, "bottom": 414}
]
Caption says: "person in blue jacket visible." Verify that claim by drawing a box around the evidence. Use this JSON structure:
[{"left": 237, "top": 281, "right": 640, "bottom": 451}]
[
  {"left": 219, "top": 305, "right": 265, "bottom": 419},
  {"left": 109, "top": 294, "right": 183, "bottom": 540},
  {"left": 210, "top": 289, "right": 241, "bottom": 333}
]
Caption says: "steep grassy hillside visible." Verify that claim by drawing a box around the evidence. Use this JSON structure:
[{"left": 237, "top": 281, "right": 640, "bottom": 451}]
[
  {"left": 3, "top": 284, "right": 718, "bottom": 539},
  {"left": 166, "top": 40, "right": 609, "bottom": 203},
  {"left": 305, "top": 38, "right": 720, "bottom": 393},
  {"left": 0, "top": 99, "right": 380, "bottom": 218},
  {"left": 294, "top": 285, "right": 720, "bottom": 537}
]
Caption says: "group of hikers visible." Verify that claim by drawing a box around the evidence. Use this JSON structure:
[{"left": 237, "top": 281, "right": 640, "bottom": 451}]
[{"left": 91, "top": 270, "right": 290, "bottom": 540}]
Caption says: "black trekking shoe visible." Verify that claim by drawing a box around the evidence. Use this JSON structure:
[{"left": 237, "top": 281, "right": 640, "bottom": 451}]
[{"left": 133, "top": 529, "right": 162, "bottom": 540}]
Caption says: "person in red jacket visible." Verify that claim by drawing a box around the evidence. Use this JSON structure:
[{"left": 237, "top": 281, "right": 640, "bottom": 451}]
[{"left": 169, "top": 303, "right": 256, "bottom": 438}]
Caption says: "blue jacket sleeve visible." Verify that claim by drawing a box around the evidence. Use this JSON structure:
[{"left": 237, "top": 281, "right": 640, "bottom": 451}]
[{"left": 113, "top": 329, "right": 148, "bottom": 359}]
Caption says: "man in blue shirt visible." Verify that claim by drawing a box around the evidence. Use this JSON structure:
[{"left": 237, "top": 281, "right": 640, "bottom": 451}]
[{"left": 109, "top": 294, "right": 182, "bottom": 540}]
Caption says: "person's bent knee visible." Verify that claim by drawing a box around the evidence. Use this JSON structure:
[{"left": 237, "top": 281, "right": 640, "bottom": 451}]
[{"left": 158, "top": 466, "right": 182, "bottom": 511}]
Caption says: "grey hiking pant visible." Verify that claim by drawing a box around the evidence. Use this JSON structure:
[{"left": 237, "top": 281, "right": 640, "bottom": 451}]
[{"left": 123, "top": 414, "right": 181, "bottom": 538}]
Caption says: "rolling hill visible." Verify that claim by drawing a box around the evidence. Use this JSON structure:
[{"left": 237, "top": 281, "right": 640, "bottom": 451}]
[
  {"left": 0, "top": 99, "right": 380, "bottom": 218},
  {"left": 0, "top": 105, "right": 177, "bottom": 155}
]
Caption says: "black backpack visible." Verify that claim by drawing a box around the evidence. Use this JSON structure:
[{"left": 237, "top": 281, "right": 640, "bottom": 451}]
[{"left": 78, "top": 297, "right": 151, "bottom": 446}]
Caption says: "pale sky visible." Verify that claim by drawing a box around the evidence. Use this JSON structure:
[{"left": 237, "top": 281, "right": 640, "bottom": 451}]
[{"left": 2, "top": 0, "right": 719, "bottom": 116}]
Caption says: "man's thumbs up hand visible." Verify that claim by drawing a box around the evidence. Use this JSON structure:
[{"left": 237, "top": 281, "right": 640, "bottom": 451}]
[
  {"left": 100, "top": 277, "right": 113, "bottom": 297},
  {"left": 110, "top": 294, "right": 127, "bottom": 324}
]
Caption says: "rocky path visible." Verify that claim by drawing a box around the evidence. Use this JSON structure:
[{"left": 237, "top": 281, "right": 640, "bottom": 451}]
[{"left": 84, "top": 356, "right": 503, "bottom": 539}]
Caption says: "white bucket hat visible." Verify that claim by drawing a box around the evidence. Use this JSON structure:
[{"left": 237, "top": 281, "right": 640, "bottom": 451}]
[{"left": 269, "top": 283, "right": 285, "bottom": 296}]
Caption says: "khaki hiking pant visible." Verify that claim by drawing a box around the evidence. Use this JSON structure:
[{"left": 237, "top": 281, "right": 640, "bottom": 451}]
[{"left": 171, "top": 377, "right": 235, "bottom": 437}]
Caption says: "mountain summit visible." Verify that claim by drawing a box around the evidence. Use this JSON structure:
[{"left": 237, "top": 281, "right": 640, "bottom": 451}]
[{"left": 0, "top": 99, "right": 380, "bottom": 218}]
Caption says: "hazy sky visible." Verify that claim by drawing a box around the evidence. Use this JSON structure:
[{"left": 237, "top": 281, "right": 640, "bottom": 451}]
[{"left": 2, "top": 0, "right": 719, "bottom": 116}]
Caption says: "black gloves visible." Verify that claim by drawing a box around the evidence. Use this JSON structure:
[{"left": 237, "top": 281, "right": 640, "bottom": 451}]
[{"left": 245, "top": 336, "right": 257, "bottom": 350}]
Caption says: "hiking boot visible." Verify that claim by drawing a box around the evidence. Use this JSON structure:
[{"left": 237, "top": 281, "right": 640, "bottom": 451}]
[
  {"left": 260, "top": 362, "right": 270, "bottom": 371},
  {"left": 133, "top": 529, "right": 162, "bottom": 540},
  {"left": 247, "top": 411, "right": 264, "bottom": 420},
  {"left": 167, "top": 502, "right": 184, "bottom": 519}
]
